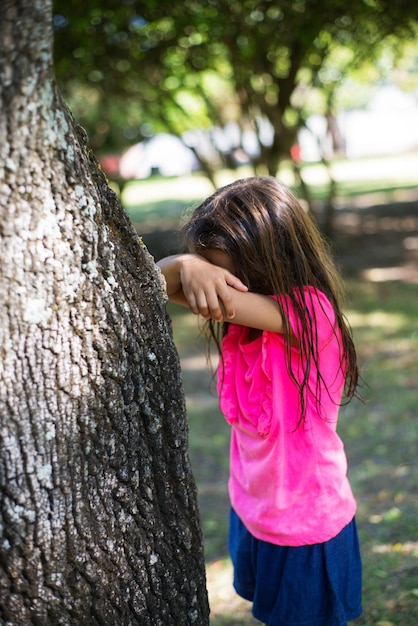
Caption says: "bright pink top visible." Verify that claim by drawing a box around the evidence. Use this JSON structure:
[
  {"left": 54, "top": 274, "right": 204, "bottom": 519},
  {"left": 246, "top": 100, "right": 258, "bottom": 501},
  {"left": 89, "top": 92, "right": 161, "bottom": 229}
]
[{"left": 217, "top": 287, "right": 357, "bottom": 546}]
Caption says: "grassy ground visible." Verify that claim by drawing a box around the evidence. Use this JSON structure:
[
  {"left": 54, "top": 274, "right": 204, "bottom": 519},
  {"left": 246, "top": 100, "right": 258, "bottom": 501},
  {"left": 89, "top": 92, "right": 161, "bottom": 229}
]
[
  {"left": 333, "top": 280, "right": 418, "bottom": 626},
  {"left": 124, "top": 154, "right": 418, "bottom": 625}
]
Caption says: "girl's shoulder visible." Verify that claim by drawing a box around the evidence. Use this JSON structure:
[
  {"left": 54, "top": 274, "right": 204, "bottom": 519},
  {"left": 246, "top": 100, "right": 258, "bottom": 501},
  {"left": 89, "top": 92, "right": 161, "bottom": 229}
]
[
  {"left": 273, "top": 286, "right": 338, "bottom": 344},
  {"left": 273, "top": 286, "right": 334, "bottom": 317}
]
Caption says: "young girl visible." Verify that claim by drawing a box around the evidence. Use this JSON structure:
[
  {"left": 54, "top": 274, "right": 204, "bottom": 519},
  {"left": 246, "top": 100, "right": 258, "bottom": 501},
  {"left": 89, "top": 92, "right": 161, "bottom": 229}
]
[{"left": 157, "top": 176, "right": 362, "bottom": 626}]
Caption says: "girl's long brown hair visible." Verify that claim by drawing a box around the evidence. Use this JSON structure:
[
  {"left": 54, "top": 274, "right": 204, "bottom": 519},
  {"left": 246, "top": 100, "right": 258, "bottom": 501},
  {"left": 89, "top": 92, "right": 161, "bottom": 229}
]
[{"left": 182, "top": 176, "right": 360, "bottom": 424}]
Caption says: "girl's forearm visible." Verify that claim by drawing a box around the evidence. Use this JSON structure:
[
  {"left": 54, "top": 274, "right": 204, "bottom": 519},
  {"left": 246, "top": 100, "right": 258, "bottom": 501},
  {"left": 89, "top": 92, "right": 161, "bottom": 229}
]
[
  {"left": 157, "top": 255, "right": 185, "bottom": 296},
  {"left": 157, "top": 253, "right": 247, "bottom": 320},
  {"left": 158, "top": 254, "right": 283, "bottom": 331},
  {"left": 157, "top": 254, "right": 193, "bottom": 308}
]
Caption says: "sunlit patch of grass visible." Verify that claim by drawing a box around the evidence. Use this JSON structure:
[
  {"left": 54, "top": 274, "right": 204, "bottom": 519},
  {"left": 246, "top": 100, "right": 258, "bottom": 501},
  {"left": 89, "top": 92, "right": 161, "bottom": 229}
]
[
  {"left": 299, "top": 151, "right": 418, "bottom": 200},
  {"left": 122, "top": 169, "right": 253, "bottom": 232},
  {"left": 206, "top": 559, "right": 259, "bottom": 625},
  {"left": 348, "top": 309, "right": 409, "bottom": 332},
  {"left": 122, "top": 173, "right": 214, "bottom": 205},
  {"left": 122, "top": 174, "right": 210, "bottom": 233}
]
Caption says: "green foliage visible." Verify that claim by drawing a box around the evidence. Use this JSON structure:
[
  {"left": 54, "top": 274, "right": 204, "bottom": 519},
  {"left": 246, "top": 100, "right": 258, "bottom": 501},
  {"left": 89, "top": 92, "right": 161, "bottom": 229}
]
[{"left": 54, "top": 1, "right": 418, "bottom": 178}]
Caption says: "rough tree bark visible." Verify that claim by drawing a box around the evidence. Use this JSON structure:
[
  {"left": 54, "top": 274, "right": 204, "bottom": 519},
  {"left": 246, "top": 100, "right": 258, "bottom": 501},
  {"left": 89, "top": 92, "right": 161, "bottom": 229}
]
[{"left": 0, "top": 1, "right": 209, "bottom": 623}]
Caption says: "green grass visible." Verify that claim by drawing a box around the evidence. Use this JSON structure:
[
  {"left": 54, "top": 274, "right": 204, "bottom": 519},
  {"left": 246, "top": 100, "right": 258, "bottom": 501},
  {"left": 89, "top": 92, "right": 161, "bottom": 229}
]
[
  {"left": 121, "top": 173, "right": 214, "bottom": 233},
  {"left": 124, "top": 154, "right": 418, "bottom": 624},
  {"left": 339, "top": 281, "right": 418, "bottom": 626}
]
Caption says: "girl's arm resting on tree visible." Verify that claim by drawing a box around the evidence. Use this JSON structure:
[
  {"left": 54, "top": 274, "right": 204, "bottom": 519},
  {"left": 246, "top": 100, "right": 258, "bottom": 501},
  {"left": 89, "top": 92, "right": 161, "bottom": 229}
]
[
  {"left": 157, "top": 254, "right": 283, "bottom": 333},
  {"left": 157, "top": 254, "right": 247, "bottom": 321}
]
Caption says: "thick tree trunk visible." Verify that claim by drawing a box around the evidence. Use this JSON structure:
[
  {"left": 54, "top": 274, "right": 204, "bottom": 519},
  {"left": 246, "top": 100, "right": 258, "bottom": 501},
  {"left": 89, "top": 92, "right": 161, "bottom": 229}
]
[{"left": 0, "top": 1, "right": 209, "bottom": 624}]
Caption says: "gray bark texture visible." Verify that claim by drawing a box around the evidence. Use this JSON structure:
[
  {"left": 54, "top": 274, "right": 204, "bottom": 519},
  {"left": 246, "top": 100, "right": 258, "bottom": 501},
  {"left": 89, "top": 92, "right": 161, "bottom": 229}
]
[{"left": 0, "top": 1, "right": 209, "bottom": 624}]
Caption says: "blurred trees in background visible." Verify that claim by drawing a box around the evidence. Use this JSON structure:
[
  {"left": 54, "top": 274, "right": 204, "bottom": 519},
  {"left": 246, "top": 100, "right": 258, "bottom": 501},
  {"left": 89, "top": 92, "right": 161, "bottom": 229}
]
[{"left": 54, "top": 0, "right": 418, "bottom": 187}]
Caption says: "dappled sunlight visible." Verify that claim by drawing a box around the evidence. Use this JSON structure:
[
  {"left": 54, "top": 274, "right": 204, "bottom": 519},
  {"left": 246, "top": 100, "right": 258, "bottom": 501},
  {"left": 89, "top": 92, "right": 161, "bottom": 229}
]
[
  {"left": 206, "top": 560, "right": 259, "bottom": 625},
  {"left": 337, "top": 198, "right": 418, "bottom": 233},
  {"left": 122, "top": 174, "right": 213, "bottom": 206},
  {"left": 361, "top": 264, "right": 418, "bottom": 283},
  {"left": 347, "top": 309, "right": 407, "bottom": 330},
  {"left": 301, "top": 151, "right": 418, "bottom": 189},
  {"left": 352, "top": 470, "right": 418, "bottom": 623},
  {"left": 369, "top": 506, "right": 402, "bottom": 525},
  {"left": 372, "top": 541, "right": 418, "bottom": 558},
  {"left": 403, "top": 235, "right": 418, "bottom": 250}
]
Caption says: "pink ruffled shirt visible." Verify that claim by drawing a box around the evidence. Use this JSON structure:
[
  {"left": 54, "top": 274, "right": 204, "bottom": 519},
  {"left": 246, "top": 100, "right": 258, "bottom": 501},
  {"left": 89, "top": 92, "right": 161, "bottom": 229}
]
[{"left": 217, "top": 287, "right": 357, "bottom": 546}]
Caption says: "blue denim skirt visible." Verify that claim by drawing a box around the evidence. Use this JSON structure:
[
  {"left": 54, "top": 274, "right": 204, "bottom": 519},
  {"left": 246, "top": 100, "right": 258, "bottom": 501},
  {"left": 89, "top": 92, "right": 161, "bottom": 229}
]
[{"left": 228, "top": 509, "right": 362, "bottom": 626}]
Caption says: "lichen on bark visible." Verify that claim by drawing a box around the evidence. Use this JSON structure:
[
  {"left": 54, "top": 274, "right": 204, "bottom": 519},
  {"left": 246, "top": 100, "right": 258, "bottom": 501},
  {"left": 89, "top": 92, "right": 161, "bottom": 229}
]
[{"left": 0, "top": 1, "right": 209, "bottom": 624}]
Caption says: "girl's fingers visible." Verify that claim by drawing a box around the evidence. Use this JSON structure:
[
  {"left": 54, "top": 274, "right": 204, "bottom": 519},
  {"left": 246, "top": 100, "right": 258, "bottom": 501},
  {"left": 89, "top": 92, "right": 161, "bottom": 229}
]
[
  {"left": 215, "top": 285, "right": 235, "bottom": 319},
  {"left": 184, "top": 290, "right": 198, "bottom": 315},
  {"left": 196, "top": 289, "right": 223, "bottom": 321},
  {"left": 225, "top": 273, "right": 248, "bottom": 292}
]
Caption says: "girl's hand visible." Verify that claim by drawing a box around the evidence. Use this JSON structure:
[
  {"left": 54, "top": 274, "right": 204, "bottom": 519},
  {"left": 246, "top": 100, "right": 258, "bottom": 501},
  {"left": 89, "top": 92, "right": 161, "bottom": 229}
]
[
  {"left": 179, "top": 255, "right": 248, "bottom": 321},
  {"left": 157, "top": 254, "right": 248, "bottom": 321}
]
